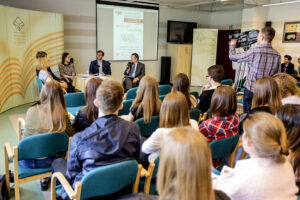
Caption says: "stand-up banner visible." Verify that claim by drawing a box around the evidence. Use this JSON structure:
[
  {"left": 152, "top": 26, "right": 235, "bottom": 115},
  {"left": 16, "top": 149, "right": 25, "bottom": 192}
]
[
  {"left": 0, "top": 5, "right": 64, "bottom": 113},
  {"left": 191, "top": 29, "right": 218, "bottom": 86}
]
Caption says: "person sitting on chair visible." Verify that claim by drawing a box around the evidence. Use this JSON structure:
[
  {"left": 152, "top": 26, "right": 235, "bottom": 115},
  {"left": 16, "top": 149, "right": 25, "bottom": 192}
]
[
  {"left": 123, "top": 53, "right": 145, "bottom": 91},
  {"left": 281, "top": 55, "right": 294, "bottom": 76},
  {"left": 89, "top": 50, "right": 111, "bottom": 75}
]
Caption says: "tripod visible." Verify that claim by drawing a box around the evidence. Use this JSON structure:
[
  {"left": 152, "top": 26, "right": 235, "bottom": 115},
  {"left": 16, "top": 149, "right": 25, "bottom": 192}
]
[{"left": 235, "top": 61, "right": 247, "bottom": 94}]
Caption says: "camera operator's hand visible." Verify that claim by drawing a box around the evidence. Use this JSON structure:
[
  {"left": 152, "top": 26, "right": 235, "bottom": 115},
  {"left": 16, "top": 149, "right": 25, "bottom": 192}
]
[{"left": 230, "top": 39, "right": 238, "bottom": 46}]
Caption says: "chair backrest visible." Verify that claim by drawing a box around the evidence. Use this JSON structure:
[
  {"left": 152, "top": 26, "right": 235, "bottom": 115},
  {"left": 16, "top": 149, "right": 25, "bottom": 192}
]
[
  {"left": 221, "top": 79, "right": 233, "bottom": 86},
  {"left": 80, "top": 160, "right": 139, "bottom": 199},
  {"left": 152, "top": 156, "right": 160, "bottom": 179},
  {"left": 18, "top": 132, "right": 69, "bottom": 161},
  {"left": 189, "top": 109, "right": 201, "bottom": 121},
  {"left": 36, "top": 77, "right": 43, "bottom": 89},
  {"left": 297, "top": 82, "right": 300, "bottom": 88},
  {"left": 159, "top": 95, "right": 166, "bottom": 101},
  {"left": 135, "top": 115, "right": 159, "bottom": 138},
  {"left": 294, "top": 70, "right": 298, "bottom": 76},
  {"left": 118, "top": 99, "right": 134, "bottom": 116},
  {"left": 158, "top": 85, "right": 172, "bottom": 96},
  {"left": 210, "top": 134, "right": 240, "bottom": 160},
  {"left": 64, "top": 92, "right": 86, "bottom": 107},
  {"left": 126, "top": 87, "right": 138, "bottom": 100},
  {"left": 190, "top": 91, "right": 199, "bottom": 99}
]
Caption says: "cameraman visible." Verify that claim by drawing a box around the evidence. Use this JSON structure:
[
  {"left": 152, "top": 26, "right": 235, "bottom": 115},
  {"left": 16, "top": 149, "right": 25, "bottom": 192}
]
[{"left": 229, "top": 27, "right": 281, "bottom": 113}]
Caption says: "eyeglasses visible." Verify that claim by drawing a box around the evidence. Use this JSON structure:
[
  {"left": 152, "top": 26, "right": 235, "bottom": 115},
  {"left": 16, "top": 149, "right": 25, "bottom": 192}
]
[{"left": 206, "top": 75, "right": 210, "bottom": 78}]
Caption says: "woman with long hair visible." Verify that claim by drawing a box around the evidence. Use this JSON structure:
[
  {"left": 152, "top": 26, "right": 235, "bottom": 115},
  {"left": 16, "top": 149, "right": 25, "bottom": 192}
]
[
  {"left": 173, "top": 73, "right": 198, "bottom": 109},
  {"left": 73, "top": 77, "right": 103, "bottom": 132},
  {"left": 58, "top": 52, "right": 76, "bottom": 93},
  {"left": 276, "top": 104, "right": 300, "bottom": 194},
  {"left": 214, "top": 112, "right": 298, "bottom": 200},
  {"left": 142, "top": 92, "right": 198, "bottom": 162},
  {"left": 127, "top": 76, "right": 161, "bottom": 122}
]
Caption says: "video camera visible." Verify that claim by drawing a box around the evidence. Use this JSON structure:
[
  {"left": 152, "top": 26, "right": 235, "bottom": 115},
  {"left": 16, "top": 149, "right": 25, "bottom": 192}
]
[{"left": 229, "top": 29, "right": 259, "bottom": 50}]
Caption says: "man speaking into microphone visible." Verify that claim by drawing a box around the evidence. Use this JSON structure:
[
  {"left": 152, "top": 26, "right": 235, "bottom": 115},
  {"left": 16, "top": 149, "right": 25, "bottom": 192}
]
[
  {"left": 229, "top": 27, "right": 281, "bottom": 113},
  {"left": 123, "top": 53, "right": 145, "bottom": 91}
]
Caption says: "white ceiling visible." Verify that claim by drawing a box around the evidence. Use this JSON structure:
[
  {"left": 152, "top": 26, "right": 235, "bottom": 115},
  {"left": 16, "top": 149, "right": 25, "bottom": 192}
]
[{"left": 126, "top": 0, "right": 294, "bottom": 11}]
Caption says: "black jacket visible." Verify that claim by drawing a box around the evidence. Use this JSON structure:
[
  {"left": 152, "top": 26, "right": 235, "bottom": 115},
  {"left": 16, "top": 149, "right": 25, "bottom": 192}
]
[
  {"left": 89, "top": 59, "right": 111, "bottom": 75},
  {"left": 281, "top": 62, "right": 295, "bottom": 75},
  {"left": 73, "top": 109, "right": 91, "bottom": 132},
  {"left": 197, "top": 89, "right": 215, "bottom": 114},
  {"left": 64, "top": 115, "right": 141, "bottom": 192}
]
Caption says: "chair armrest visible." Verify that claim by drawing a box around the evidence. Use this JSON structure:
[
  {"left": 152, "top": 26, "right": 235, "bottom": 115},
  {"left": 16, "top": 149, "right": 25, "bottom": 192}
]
[
  {"left": 65, "top": 137, "right": 72, "bottom": 160},
  {"left": 198, "top": 112, "right": 208, "bottom": 124},
  {"left": 141, "top": 168, "right": 150, "bottom": 177},
  {"left": 143, "top": 162, "right": 155, "bottom": 194},
  {"left": 51, "top": 172, "right": 78, "bottom": 200},
  {"left": 4, "top": 143, "right": 14, "bottom": 159},
  {"left": 18, "top": 118, "right": 25, "bottom": 141}
]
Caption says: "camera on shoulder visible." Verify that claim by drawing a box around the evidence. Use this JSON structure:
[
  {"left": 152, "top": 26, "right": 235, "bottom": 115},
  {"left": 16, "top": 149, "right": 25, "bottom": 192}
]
[{"left": 229, "top": 29, "right": 259, "bottom": 50}]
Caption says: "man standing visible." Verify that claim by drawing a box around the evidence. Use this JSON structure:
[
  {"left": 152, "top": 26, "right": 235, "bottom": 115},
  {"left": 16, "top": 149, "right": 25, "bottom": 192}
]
[
  {"left": 281, "top": 55, "right": 294, "bottom": 76},
  {"left": 89, "top": 50, "right": 111, "bottom": 75},
  {"left": 123, "top": 53, "right": 145, "bottom": 91},
  {"left": 229, "top": 27, "right": 281, "bottom": 113}
]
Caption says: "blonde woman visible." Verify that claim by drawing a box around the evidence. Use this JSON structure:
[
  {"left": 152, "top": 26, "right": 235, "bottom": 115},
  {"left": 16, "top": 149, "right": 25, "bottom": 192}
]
[
  {"left": 36, "top": 51, "right": 68, "bottom": 89},
  {"left": 273, "top": 73, "right": 300, "bottom": 105},
  {"left": 127, "top": 76, "right": 161, "bottom": 122},
  {"left": 142, "top": 92, "right": 198, "bottom": 162},
  {"left": 157, "top": 127, "right": 229, "bottom": 200},
  {"left": 213, "top": 112, "right": 298, "bottom": 200}
]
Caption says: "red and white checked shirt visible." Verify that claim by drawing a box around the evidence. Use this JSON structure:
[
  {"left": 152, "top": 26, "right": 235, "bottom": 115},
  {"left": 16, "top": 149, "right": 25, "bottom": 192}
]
[
  {"left": 229, "top": 44, "right": 281, "bottom": 92},
  {"left": 199, "top": 114, "right": 239, "bottom": 142}
]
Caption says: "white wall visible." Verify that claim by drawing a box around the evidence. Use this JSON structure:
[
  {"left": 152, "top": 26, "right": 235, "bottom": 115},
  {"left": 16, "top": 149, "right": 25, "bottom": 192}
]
[
  {"left": 210, "top": 9, "right": 243, "bottom": 30},
  {"left": 0, "top": 0, "right": 212, "bottom": 82}
]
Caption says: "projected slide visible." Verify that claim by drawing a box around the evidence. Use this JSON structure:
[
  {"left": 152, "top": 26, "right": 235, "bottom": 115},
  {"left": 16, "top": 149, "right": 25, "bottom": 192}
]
[
  {"left": 113, "top": 9, "right": 144, "bottom": 60},
  {"left": 97, "top": 3, "right": 158, "bottom": 61}
]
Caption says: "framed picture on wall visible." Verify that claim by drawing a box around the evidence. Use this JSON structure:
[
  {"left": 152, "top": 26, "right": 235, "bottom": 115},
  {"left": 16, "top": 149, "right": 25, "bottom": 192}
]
[{"left": 283, "top": 21, "right": 300, "bottom": 43}]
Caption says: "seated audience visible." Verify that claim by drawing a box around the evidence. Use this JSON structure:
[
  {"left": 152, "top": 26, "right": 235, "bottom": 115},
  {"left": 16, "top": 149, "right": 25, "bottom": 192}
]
[
  {"left": 73, "top": 77, "right": 103, "bottom": 132},
  {"left": 198, "top": 65, "right": 224, "bottom": 114},
  {"left": 276, "top": 104, "right": 300, "bottom": 194},
  {"left": 173, "top": 73, "right": 198, "bottom": 109},
  {"left": 281, "top": 54, "right": 295, "bottom": 76},
  {"left": 127, "top": 76, "right": 161, "bottom": 122},
  {"left": 89, "top": 50, "right": 111, "bottom": 75},
  {"left": 213, "top": 112, "right": 298, "bottom": 200},
  {"left": 35, "top": 51, "right": 68, "bottom": 89},
  {"left": 22, "top": 81, "right": 75, "bottom": 191},
  {"left": 199, "top": 85, "right": 239, "bottom": 142},
  {"left": 142, "top": 91, "right": 199, "bottom": 162},
  {"left": 58, "top": 52, "right": 76, "bottom": 93},
  {"left": 273, "top": 73, "right": 300, "bottom": 105},
  {"left": 123, "top": 53, "right": 145, "bottom": 91},
  {"left": 60, "top": 80, "right": 141, "bottom": 199}
]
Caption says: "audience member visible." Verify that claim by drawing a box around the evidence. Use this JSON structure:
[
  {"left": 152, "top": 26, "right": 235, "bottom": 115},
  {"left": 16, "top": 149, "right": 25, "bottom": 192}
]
[
  {"left": 173, "top": 73, "right": 198, "bottom": 109},
  {"left": 73, "top": 77, "right": 103, "bottom": 132},
  {"left": 60, "top": 80, "right": 141, "bottom": 199},
  {"left": 213, "top": 112, "right": 298, "bottom": 200},
  {"left": 35, "top": 51, "right": 68, "bottom": 89},
  {"left": 157, "top": 127, "right": 230, "bottom": 200},
  {"left": 199, "top": 86, "right": 239, "bottom": 142},
  {"left": 58, "top": 52, "right": 75, "bottom": 93},
  {"left": 127, "top": 76, "right": 161, "bottom": 122},
  {"left": 89, "top": 50, "right": 111, "bottom": 75},
  {"left": 281, "top": 55, "right": 295, "bottom": 76},
  {"left": 123, "top": 53, "right": 145, "bottom": 91},
  {"left": 22, "top": 81, "right": 75, "bottom": 191},
  {"left": 276, "top": 104, "right": 300, "bottom": 194},
  {"left": 273, "top": 73, "right": 300, "bottom": 105},
  {"left": 142, "top": 92, "right": 199, "bottom": 162},
  {"left": 298, "top": 58, "right": 300, "bottom": 74},
  {"left": 198, "top": 65, "right": 224, "bottom": 113}
]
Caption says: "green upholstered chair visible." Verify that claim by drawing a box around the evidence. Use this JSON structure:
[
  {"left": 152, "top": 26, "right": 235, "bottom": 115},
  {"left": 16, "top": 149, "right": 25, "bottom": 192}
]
[
  {"left": 135, "top": 116, "right": 159, "bottom": 138},
  {"left": 158, "top": 85, "right": 172, "bottom": 96},
  {"left": 64, "top": 92, "right": 86, "bottom": 108},
  {"left": 221, "top": 79, "right": 233, "bottom": 86},
  {"left": 119, "top": 99, "right": 134, "bottom": 116},
  {"left": 126, "top": 87, "right": 138, "bottom": 100},
  {"left": 297, "top": 82, "right": 300, "bottom": 88},
  {"left": 189, "top": 108, "right": 201, "bottom": 122},
  {"left": 4, "top": 132, "right": 69, "bottom": 200},
  {"left": 51, "top": 160, "right": 142, "bottom": 200},
  {"left": 190, "top": 91, "right": 199, "bottom": 99},
  {"left": 210, "top": 134, "right": 240, "bottom": 171},
  {"left": 159, "top": 95, "right": 166, "bottom": 101}
]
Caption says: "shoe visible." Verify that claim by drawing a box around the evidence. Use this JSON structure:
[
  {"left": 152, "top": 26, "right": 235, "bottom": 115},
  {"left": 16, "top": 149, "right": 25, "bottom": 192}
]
[{"left": 40, "top": 178, "right": 50, "bottom": 191}]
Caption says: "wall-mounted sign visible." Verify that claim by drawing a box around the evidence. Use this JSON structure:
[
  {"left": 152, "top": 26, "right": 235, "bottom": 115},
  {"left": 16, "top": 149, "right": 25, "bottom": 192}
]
[{"left": 283, "top": 22, "right": 300, "bottom": 43}]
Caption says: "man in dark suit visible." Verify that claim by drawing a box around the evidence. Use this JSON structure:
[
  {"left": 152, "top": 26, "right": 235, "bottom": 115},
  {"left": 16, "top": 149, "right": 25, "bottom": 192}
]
[
  {"left": 89, "top": 50, "right": 111, "bottom": 75},
  {"left": 123, "top": 53, "right": 145, "bottom": 91},
  {"left": 281, "top": 55, "right": 294, "bottom": 76}
]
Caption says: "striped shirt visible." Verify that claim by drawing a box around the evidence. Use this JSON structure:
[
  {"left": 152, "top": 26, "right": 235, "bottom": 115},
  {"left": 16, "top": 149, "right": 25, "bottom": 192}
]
[{"left": 229, "top": 44, "right": 281, "bottom": 92}]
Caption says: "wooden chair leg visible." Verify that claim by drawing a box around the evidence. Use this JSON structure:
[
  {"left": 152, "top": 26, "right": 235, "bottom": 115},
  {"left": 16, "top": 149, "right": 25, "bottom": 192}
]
[
  {"left": 133, "top": 164, "right": 142, "bottom": 193},
  {"left": 143, "top": 163, "right": 155, "bottom": 195},
  {"left": 14, "top": 147, "right": 20, "bottom": 200},
  {"left": 15, "top": 182, "right": 20, "bottom": 200}
]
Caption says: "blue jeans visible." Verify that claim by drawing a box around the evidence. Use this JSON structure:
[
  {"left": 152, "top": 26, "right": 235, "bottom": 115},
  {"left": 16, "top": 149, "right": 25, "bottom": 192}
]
[
  {"left": 243, "top": 87, "right": 253, "bottom": 113},
  {"left": 19, "top": 156, "right": 57, "bottom": 169}
]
